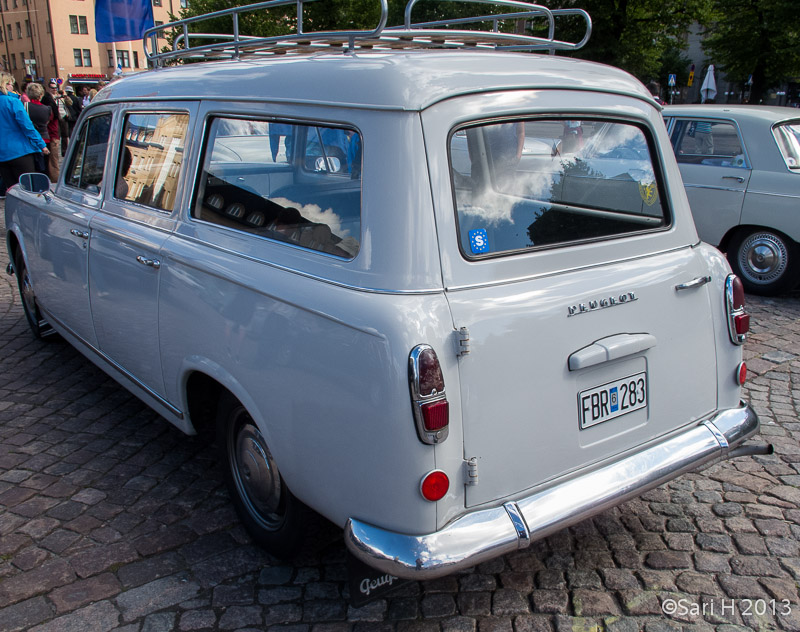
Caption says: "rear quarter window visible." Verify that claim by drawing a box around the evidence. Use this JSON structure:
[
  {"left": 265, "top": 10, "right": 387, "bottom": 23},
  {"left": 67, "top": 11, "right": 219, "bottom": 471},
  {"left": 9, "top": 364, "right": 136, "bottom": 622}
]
[
  {"left": 192, "top": 117, "right": 361, "bottom": 259},
  {"left": 450, "top": 119, "right": 668, "bottom": 258}
]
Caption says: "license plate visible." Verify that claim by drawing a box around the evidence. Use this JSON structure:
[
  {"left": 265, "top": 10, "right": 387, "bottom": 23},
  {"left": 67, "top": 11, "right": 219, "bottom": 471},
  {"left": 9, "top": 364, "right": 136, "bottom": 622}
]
[{"left": 579, "top": 371, "right": 647, "bottom": 429}]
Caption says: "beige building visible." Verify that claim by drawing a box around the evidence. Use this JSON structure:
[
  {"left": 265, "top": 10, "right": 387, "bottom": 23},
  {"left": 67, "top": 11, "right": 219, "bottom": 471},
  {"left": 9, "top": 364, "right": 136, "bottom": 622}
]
[{"left": 0, "top": 0, "right": 187, "bottom": 88}]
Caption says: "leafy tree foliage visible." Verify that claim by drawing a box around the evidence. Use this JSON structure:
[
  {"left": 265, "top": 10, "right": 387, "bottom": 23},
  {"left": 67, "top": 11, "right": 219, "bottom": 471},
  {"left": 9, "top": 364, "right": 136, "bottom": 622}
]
[
  {"left": 702, "top": 0, "right": 800, "bottom": 103},
  {"left": 538, "top": 0, "right": 711, "bottom": 82}
]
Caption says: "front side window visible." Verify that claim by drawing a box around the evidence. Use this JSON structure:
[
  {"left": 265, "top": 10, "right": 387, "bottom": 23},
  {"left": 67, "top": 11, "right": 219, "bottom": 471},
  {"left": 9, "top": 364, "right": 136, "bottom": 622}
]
[
  {"left": 773, "top": 121, "right": 800, "bottom": 170},
  {"left": 451, "top": 119, "right": 667, "bottom": 257},
  {"left": 192, "top": 117, "right": 361, "bottom": 258},
  {"left": 115, "top": 112, "right": 190, "bottom": 212},
  {"left": 65, "top": 114, "right": 112, "bottom": 192},
  {"left": 670, "top": 119, "right": 747, "bottom": 168}
]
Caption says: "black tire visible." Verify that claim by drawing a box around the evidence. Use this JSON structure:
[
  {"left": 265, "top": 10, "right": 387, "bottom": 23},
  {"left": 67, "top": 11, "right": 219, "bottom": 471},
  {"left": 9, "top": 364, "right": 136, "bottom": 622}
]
[
  {"left": 727, "top": 229, "right": 798, "bottom": 296},
  {"left": 14, "top": 251, "right": 53, "bottom": 338},
  {"left": 217, "top": 393, "right": 306, "bottom": 557}
]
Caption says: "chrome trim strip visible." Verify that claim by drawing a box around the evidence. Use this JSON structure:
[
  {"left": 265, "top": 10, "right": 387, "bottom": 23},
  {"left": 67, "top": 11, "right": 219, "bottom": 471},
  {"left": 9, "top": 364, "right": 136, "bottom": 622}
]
[
  {"left": 683, "top": 184, "right": 746, "bottom": 193},
  {"left": 744, "top": 190, "right": 800, "bottom": 201},
  {"left": 344, "top": 401, "right": 758, "bottom": 580},
  {"left": 40, "top": 308, "right": 184, "bottom": 419},
  {"left": 703, "top": 419, "right": 729, "bottom": 449}
]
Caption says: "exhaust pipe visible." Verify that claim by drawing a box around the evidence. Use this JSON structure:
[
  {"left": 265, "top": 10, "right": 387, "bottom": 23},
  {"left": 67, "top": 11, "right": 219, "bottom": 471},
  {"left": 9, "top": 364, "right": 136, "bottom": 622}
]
[{"left": 729, "top": 443, "right": 774, "bottom": 458}]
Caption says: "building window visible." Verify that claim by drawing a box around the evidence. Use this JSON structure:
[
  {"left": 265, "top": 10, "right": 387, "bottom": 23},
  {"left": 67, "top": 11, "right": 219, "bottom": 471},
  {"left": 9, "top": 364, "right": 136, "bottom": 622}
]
[
  {"left": 12, "top": 53, "right": 17, "bottom": 70},
  {"left": 70, "top": 15, "right": 79, "bottom": 34},
  {"left": 107, "top": 50, "right": 114, "bottom": 67},
  {"left": 24, "top": 19, "right": 30, "bottom": 37},
  {"left": 83, "top": 49, "right": 92, "bottom": 67},
  {"left": 133, "top": 51, "right": 139, "bottom": 69},
  {"left": 1, "top": 56, "right": 6, "bottom": 70},
  {"left": 6, "top": 24, "right": 11, "bottom": 40},
  {"left": 46, "top": 20, "right": 50, "bottom": 34},
  {"left": 0, "top": 27, "right": 3, "bottom": 43},
  {"left": 74, "top": 49, "right": 83, "bottom": 66},
  {"left": 154, "top": 20, "right": 165, "bottom": 39},
  {"left": 180, "top": 0, "right": 188, "bottom": 8},
  {"left": 70, "top": 15, "right": 88, "bottom": 34},
  {"left": 16, "top": 22, "right": 21, "bottom": 38},
  {"left": 152, "top": 0, "right": 162, "bottom": 6},
  {"left": 116, "top": 50, "right": 130, "bottom": 68}
]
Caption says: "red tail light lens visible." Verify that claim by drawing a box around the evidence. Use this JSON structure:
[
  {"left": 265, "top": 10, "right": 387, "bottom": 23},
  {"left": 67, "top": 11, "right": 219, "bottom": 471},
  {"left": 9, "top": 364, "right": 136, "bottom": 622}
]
[
  {"left": 421, "top": 400, "right": 449, "bottom": 431},
  {"left": 409, "top": 345, "right": 449, "bottom": 444},
  {"left": 420, "top": 470, "right": 449, "bottom": 501},
  {"left": 725, "top": 274, "right": 749, "bottom": 345}
]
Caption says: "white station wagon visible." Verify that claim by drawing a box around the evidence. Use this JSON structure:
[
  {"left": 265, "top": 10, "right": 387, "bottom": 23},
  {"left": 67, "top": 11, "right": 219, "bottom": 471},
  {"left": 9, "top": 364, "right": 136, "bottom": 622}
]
[{"left": 4, "top": 0, "right": 768, "bottom": 586}]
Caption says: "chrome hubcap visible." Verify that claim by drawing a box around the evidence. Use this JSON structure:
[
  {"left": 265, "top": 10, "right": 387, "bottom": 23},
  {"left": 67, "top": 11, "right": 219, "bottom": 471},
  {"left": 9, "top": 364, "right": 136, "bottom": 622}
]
[
  {"left": 230, "top": 419, "right": 283, "bottom": 528},
  {"left": 739, "top": 233, "right": 788, "bottom": 285}
]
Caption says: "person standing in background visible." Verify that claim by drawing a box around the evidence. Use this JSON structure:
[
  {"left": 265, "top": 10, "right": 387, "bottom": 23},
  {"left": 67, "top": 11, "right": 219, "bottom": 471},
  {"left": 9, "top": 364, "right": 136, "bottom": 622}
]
[
  {"left": 42, "top": 82, "right": 62, "bottom": 181},
  {"left": 0, "top": 73, "right": 48, "bottom": 192},
  {"left": 24, "top": 83, "right": 53, "bottom": 175}
]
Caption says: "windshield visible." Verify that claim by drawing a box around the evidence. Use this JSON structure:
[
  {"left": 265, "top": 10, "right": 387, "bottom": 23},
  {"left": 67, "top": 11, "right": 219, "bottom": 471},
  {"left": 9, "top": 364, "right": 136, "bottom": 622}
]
[
  {"left": 774, "top": 121, "right": 800, "bottom": 170},
  {"left": 450, "top": 119, "right": 668, "bottom": 258}
]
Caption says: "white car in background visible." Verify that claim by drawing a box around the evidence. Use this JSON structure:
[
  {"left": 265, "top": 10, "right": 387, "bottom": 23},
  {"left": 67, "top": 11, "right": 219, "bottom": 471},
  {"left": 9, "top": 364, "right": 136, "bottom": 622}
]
[{"left": 664, "top": 105, "right": 800, "bottom": 295}]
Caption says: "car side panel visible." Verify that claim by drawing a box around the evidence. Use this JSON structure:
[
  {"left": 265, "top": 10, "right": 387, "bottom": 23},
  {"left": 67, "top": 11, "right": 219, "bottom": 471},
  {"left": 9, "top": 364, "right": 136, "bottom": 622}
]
[{"left": 741, "top": 169, "right": 800, "bottom": 243}]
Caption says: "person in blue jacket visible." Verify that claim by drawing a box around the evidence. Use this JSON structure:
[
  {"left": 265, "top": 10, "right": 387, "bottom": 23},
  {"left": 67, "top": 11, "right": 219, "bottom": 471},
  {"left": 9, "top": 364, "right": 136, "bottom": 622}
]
[{"left": 0, "top": 72, "right": 49, "bottom": 195}]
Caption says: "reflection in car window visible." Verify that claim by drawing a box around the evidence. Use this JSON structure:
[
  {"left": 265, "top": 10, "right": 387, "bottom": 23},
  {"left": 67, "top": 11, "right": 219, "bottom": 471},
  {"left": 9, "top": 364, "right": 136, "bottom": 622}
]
[
  {"left": 450, "top": 119, "right": 667, "bottom": 257},
  {"left": 192, "top": 117, "right": 361, "bottom": 258},
  {"left": 670, "top": 119, "right": 747, "bottom": 168},
  {"left": 115, "top": 112, "right": 190, "bottom": 212},
  {"left": 774, "top": 121, "right": 800, "bottom": 170},
  {"left": 65, "top": 114, "right": 112, "bottom": 193}
]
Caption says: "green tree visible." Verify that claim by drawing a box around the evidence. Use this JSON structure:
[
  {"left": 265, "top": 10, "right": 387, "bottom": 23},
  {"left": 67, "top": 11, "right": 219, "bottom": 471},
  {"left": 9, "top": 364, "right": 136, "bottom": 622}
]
[
  {"left": 702, "top": 0, "right": 800, "bottom": 104},
  {"left": 538, "top": 0, "right": 712, "bottom": 82}
]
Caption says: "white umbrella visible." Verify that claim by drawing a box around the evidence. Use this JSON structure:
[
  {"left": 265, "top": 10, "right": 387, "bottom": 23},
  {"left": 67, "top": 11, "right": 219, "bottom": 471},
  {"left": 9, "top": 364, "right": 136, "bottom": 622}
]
[{"left": 700, "top": 64, "right": 717, "bottom": 103}]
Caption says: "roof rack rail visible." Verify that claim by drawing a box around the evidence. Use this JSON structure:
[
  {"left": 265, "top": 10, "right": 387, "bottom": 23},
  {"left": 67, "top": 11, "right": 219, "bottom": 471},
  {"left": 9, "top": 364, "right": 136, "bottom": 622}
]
[{"left": 143, "top": 0, "right": 591, "bottom": 66}]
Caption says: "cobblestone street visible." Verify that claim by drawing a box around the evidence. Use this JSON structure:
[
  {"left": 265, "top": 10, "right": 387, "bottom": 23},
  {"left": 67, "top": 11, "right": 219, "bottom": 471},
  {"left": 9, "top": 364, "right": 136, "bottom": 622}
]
[{"left": 2, "top": 202, "right": 800, "bottom": 631}]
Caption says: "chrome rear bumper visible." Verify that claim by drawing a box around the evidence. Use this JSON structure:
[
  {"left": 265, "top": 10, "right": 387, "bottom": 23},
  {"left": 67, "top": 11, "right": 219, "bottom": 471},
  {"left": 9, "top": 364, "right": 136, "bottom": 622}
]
[{"left": 345, "top": 402, "right": 761, "bottom": 580}]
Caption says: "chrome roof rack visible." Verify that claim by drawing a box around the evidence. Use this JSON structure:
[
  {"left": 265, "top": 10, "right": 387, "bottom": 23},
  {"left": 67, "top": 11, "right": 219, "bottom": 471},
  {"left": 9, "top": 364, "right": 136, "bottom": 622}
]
[{"left": 143, "top": 0, "right": 591, "bottom": 66}]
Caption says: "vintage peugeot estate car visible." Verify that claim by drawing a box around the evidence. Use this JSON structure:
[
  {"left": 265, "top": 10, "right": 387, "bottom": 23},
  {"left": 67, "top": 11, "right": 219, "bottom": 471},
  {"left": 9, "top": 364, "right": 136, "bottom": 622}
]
[
  {"left": 5, "top": 0, "right": 767, "bottom": 582},
  {"left": 663, "top": 105, "right": 800, "bottom": 295}
]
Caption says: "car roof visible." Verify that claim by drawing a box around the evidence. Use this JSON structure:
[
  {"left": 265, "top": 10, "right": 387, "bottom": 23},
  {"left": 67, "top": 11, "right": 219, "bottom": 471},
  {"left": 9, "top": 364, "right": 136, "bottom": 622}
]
[
  {"left": 663, "top": 104, "right": 800, "bottom": 125},
  {"left": 96, "top": 51, "right": 654, "bottom": 112}
]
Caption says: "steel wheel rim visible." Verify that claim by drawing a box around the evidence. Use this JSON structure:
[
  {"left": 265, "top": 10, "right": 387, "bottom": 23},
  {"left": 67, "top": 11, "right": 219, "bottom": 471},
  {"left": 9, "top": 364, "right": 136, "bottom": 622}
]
[
  {"left": 738, "top": 233, "right": 788, "bottom": 285},
  {"left": 228, "top": 411, "right": 285, "bottom": 531},
  {"left": 20, "top": 265, "right": 38, "bottom": 319}
]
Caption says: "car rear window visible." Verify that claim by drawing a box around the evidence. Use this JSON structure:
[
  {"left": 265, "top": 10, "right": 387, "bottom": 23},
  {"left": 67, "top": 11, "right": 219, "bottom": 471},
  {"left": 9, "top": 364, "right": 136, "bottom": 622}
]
[
  {"left": 192, "top": 117, "right": 361, "bottom": 259},
  {"left": 450, "top": 119, "right": 668, "bottom": 258},
  {"left": 774, "top": 121, "right": 800, "bottom": 170}
]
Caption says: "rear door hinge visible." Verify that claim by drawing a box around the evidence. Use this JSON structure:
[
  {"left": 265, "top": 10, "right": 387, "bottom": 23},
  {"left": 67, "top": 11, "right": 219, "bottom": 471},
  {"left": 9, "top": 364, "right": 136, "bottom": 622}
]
[
  {"left": 456, "top": 326, "right": 470, "bottom": 357},
  {"left": 464, "top": 457, "right": 478, "bottom": 486}
]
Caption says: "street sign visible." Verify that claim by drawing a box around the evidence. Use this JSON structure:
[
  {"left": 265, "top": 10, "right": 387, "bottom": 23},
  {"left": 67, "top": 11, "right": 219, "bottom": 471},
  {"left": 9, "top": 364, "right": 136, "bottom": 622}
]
[
  {"left": 688, "top": 71, "right": 694, "bottom": 87},
  {"left": 668, "top": 74, "right": 676, "bottom": 87}
]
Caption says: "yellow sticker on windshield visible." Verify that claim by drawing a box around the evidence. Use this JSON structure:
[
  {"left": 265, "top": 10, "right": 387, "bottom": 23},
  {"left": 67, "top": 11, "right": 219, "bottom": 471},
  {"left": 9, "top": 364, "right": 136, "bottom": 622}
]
[{"left": 639, "top": 181, "right": 658, "bottom": 206}]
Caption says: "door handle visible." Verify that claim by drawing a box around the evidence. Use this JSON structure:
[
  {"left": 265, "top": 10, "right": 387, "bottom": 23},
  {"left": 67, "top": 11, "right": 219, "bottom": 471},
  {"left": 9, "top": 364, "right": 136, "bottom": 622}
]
[
  {"left": 70, "top": 229, "right": 89, "bottom": 240},
  {"left": 569, "top": 333, "right": 657, "bottom": 371},
  {"left": 675, "top": 275, "right": 711, "bottom": 291},
  {"left": 722, "top": 175, "right": 745, "bottom": 183},
  {"left": 136, "top": 255, "right": 161, "bottom": 269}
]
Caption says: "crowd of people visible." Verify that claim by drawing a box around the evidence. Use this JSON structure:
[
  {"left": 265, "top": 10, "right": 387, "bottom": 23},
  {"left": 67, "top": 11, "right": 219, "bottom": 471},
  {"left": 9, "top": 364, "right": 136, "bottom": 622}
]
[{"left": 0, "top": 74, "right": 100, "bottom": 198}]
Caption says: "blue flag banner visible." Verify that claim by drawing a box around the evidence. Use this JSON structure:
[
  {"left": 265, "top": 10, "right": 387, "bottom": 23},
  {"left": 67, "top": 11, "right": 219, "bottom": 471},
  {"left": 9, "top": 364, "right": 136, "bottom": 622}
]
[{"left": 95, "top": 0, "right": 155, "bottom": 43}]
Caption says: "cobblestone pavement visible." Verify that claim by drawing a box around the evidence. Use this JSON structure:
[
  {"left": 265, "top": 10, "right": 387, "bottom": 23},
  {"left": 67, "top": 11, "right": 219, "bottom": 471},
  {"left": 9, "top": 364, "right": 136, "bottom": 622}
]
[{"left": 2, "top": 201, "right": 800, "bottom": 632}]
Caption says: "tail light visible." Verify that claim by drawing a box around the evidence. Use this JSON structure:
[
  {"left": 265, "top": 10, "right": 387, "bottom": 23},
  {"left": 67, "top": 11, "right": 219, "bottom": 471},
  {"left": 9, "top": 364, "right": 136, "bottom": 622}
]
[
  {"left": 409, "top": 345, "right": 449, "bottom": 444},
  {"left": 725, "top": 274, "right": 749, "bottom": 345}
]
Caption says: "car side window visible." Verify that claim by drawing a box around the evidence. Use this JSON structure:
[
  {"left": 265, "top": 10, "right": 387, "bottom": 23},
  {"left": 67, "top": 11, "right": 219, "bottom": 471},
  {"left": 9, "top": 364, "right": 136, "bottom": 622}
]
[
  {"left": 671, "top": 119, "right": 747, "bottom": 168},
  {"left": 115, "top": 112, "right": 190, "bottom": 212},
  {"left": 192, "top": 117, "right": 361, "bottom": 259},
  {"left": 65, "top": 113, "right": 112, "bottom": 193}
]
